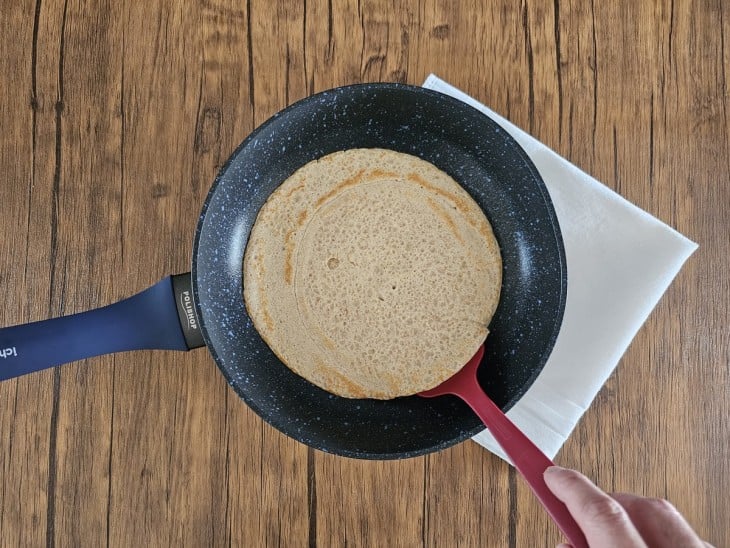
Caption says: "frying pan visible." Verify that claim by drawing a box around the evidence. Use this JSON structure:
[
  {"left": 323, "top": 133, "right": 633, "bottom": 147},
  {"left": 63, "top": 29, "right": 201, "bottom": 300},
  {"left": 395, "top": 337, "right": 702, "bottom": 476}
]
[{"left": 0, "top": 84, "right": 566, "bottom": 459}]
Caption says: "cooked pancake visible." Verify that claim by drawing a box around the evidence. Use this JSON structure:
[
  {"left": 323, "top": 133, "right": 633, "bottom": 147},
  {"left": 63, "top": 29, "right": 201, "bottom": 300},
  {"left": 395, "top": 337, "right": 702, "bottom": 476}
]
[{"left": 243, "top": 148, "right": 502, "bottom": 399}]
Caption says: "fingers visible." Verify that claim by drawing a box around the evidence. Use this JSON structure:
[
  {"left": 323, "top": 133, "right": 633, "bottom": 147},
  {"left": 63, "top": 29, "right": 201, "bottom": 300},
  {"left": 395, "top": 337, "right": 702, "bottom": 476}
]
[
  {"left": 611, "top": 493, "right": 708, "bottom": 548},
  {"left": 544, "top": 467, "right": 712, "bottom": 548},
  {"left": 544, "top": 466, "right": 647, "bottom": 548}
]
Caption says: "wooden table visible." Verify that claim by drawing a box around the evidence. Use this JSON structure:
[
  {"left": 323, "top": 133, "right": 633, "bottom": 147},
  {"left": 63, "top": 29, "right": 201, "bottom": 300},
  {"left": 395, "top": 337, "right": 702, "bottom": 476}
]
[{"left": 1, "top": 1, "right": 727, "bottom": 546}]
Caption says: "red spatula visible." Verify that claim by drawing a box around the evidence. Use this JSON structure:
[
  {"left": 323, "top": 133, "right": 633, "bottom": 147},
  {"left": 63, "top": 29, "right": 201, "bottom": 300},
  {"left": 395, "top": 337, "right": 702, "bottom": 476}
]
[{"left": 419, "top": 345, "right": 588, "bottom": 548}]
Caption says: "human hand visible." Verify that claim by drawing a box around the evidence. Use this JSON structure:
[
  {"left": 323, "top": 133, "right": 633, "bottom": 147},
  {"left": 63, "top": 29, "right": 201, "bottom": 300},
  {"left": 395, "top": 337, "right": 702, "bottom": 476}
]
[{"left": 544, "top": 466, "right": 713, "bottom": 548}]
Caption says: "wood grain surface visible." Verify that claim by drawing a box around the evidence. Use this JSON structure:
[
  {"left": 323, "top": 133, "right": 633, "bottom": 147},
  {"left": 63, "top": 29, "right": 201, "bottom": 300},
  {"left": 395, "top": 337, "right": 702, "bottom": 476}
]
[{"left": 1, "top": 1, "right": 728, "bottom": 546}]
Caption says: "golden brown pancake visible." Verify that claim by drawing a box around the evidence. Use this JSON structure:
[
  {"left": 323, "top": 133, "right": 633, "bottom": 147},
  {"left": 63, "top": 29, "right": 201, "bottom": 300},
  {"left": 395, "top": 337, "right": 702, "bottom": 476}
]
[{"left": 243, "top": 148, "right": 501, "bottom": 399}]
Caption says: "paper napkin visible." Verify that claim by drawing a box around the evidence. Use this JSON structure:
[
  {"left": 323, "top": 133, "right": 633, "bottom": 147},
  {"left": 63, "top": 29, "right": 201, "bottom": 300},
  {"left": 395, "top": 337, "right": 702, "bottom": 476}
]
[{"left": 423, "top": 75, "right": 698, "bottom": 461}]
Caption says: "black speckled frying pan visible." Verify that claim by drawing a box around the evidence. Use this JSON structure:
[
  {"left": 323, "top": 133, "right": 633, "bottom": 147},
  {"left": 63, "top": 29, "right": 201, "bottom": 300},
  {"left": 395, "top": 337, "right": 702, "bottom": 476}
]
[
  {"left": 194, "top": 83, "right": 566, "bottom": 459},
  {"left": 0, "top": 84, "right": 566, "bottom": 459}
]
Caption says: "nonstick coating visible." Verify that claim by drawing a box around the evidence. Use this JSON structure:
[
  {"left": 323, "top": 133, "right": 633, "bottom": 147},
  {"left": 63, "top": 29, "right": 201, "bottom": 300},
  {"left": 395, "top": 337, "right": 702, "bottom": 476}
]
[{"left": 192, "top": 84, "right": 567, "bottom": 459}]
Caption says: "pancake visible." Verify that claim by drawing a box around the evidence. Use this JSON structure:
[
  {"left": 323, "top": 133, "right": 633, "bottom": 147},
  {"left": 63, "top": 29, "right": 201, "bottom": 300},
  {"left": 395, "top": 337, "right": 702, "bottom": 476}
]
[{"left": 243, "top": 148, "right": 502, "bottom": 399}]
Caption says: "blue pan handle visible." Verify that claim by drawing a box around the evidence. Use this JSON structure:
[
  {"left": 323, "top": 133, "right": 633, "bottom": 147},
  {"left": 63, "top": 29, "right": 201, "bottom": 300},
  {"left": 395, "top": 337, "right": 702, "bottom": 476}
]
[{"left": 0, "top": 273, "right": 205, "bottom": 381}]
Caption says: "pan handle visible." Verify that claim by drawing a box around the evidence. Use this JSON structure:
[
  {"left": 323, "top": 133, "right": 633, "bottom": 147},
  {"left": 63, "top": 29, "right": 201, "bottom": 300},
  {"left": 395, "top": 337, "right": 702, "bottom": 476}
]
[{"left": 0, "top": 273, "right": 205, "bottom": 381}]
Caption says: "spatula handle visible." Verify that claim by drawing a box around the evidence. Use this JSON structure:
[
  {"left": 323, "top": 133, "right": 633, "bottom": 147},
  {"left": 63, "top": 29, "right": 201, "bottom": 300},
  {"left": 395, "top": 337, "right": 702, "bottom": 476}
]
[{"left": 459, "top": 382, "right": 588, "bottom": 548}]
